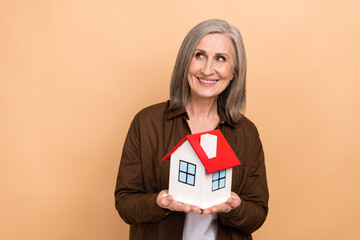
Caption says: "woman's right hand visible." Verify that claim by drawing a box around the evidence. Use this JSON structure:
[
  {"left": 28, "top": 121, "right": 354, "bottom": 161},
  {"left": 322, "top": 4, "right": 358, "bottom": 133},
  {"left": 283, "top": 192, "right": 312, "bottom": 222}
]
[{"left": 156, "top": 190, "right": 202, "bottom": 214}]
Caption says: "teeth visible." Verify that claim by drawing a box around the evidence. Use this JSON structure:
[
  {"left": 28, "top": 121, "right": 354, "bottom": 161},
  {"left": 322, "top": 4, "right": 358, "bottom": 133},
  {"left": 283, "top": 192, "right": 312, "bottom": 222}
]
[{"left": 198, "top": 78, "right": 217, "bottom": 84}]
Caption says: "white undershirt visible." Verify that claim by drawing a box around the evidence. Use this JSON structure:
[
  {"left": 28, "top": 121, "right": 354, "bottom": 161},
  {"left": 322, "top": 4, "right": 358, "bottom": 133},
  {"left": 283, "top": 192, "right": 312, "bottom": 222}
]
[{"left": 182, "top": 212, "right": 217, "bottom": 240}]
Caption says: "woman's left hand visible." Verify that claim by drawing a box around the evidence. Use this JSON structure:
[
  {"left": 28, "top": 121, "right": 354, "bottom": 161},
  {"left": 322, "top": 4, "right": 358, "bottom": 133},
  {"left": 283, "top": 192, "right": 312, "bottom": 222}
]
[
  {"left": 156, "top": 190, "right": 202, "bottom": 214},
  {"left": 202, "top": 192, "right": 241, "bottom": 215}
]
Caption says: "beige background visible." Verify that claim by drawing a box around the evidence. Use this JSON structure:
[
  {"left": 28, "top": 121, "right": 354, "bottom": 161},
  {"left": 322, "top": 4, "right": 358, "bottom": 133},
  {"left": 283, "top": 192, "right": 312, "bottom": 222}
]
[{"left": 1, "top": 0, "right": 360, "bottom": 239}]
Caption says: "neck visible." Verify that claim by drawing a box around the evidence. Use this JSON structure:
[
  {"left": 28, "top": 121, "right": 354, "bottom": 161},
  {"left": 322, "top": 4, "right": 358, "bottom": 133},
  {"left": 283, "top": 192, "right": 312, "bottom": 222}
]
[{"left": 185, "top": 96, "right": 218, "bottom": 120}]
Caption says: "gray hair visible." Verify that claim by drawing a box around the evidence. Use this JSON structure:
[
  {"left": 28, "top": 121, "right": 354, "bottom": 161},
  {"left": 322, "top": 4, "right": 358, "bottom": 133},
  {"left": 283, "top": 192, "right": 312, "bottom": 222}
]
[{"left": 169, "top": 19, "right": 247, "bottom": 123}]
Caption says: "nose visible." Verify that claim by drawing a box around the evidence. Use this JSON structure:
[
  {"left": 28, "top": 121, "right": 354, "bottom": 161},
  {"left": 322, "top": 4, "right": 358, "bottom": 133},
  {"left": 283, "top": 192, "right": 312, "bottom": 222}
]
[{"left": 201, "top": 59, "right": 215, "bottom": 76}]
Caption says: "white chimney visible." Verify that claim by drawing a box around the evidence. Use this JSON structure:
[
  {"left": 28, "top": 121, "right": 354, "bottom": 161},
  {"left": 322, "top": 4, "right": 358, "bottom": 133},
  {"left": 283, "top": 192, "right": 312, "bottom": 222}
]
[{"left": 200, "top": 134, "right": 217, "bottom": 159}]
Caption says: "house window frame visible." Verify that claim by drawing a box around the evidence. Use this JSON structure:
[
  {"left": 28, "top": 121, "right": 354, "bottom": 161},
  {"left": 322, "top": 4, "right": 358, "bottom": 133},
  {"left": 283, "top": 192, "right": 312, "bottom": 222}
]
[
  {"left": 178, "top": 160, "right": 196, "bottom": 186},
  {"left": 212, "top": 169, "right": 226, "bottom": 191}
]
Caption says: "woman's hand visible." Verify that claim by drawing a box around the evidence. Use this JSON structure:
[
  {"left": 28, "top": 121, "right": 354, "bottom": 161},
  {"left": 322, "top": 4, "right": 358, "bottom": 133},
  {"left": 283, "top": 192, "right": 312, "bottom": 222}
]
[
  {"left": 202, "top": 192, "right": 241, "bottom": 215},
  {"left": 156, "top": 190, "right": 202, "bottom": 214}
]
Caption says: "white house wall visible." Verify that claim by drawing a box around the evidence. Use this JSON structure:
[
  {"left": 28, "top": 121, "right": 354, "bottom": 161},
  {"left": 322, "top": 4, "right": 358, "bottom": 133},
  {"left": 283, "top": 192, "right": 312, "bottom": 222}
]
[
  {"left": 168, "top": 140, "right": 206, "bottom": 207},
  {"left": 201, "top": 168, "right": 233, "bottom": 209}
]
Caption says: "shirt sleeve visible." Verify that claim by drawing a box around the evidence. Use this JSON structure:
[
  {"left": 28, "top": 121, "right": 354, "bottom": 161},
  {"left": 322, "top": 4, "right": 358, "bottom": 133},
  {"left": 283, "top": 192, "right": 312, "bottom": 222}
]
[
  {"left": 114, "top": 117, "right": 169, "bottom": 224},
  {"left": 218, "top": 125, "right": 269, "bottom": 234}
]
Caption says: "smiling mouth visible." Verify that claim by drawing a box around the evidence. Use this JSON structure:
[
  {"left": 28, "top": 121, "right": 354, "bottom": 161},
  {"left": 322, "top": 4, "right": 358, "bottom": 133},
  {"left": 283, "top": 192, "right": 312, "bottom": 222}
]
[{"left": 197, "top": 77, "right": 218, "bottom": 84}]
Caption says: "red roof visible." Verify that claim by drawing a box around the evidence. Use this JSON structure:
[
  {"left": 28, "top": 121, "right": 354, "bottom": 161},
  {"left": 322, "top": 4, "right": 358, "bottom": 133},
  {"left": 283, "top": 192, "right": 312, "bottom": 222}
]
[{"left": 162, "top": 129, "right": 241, "bottom": 173}]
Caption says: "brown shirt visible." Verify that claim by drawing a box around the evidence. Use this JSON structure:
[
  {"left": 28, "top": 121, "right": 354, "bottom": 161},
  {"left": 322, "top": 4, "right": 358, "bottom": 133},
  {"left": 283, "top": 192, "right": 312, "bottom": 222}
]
[{"left": 115, "top": 101, "right": 269, "bottom": 240}]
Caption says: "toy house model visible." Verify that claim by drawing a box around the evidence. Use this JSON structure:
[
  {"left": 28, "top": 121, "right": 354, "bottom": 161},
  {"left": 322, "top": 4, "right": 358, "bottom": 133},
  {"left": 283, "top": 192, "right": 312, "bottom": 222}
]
[{"left": 162, "top": 129, "right": 241, "bottom": 209}]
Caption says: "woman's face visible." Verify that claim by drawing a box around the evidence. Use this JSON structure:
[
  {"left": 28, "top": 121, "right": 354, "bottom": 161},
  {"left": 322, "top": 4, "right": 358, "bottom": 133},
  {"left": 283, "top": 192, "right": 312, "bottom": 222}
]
[{"left": 187, "top": 33, "right": 235, "bottom": 102}]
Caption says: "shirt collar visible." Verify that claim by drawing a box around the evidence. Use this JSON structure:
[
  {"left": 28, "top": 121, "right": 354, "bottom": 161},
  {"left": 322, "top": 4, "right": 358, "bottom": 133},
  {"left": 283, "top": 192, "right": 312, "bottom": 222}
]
[
  {"left": 167, "top": 104, "right": 189, "bottom": 120},
  {"left": 217, "top": 106, "right": 235, "bottom": 128}
]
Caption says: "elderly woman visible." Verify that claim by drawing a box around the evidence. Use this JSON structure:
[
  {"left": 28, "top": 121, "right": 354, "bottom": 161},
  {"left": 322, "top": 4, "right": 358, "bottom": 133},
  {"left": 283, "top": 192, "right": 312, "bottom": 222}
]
[{"left": 115, "top": 19, "right": 269, "bottom": 239}]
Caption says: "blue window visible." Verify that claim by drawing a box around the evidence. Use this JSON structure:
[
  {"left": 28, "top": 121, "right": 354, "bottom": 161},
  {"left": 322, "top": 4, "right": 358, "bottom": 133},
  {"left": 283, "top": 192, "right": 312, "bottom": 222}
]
[
  {"left": 212, "top": 169, "right": 226, "bottom": 191},
  {"left": 178, "top": 160, "right": 196, "bottom": 186}
]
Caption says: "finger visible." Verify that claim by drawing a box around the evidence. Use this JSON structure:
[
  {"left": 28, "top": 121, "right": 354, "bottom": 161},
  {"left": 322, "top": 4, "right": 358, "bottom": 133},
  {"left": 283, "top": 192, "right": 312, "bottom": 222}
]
[
  {"left": 202, "top": 206, "right": 219, "bottom": 215},
  {"left": 156, "top": 190, "right": 169, "bottom": 206},
  {"left": 182, "top": 204, "right": 192, "bottom": 213},
  {"left": 158, "top": 194, "right": 174, "bottom": 208},
  {"left": 227, "top": 195, "right": 241, "bottom": 209},
  {"left": 202, "top": 208, "right": 211, "bottom": 215},
  {"left": 211, "top": 206, "right": 219, "bottom": 213},
  {"left": 205, "top": 203, "right": 231, "bottom": 214},
  {"left": 191, "top": 205, "right": 202, "bottom": 214},
  {"left": 162, "top": 195, "right": 172, "bottom": 205},
  {"left": 226, "top": 196, "right": 235, "bottom": 206},
  {"left": 169, "top": 201, "right": 190, "bottom": 212}
]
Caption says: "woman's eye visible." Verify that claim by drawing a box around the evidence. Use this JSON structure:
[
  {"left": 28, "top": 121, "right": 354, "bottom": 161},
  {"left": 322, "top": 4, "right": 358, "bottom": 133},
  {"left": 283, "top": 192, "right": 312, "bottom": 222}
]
[
  {"left": 217, "top": 56, "right": 226, "bottom": 61},
  {"left": 195, "top": 52, "right": 205, "bottom": 59}
]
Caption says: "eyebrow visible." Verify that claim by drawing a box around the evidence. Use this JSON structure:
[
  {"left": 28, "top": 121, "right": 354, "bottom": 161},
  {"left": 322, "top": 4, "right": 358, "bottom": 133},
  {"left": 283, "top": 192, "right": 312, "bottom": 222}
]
[{"left": 194, "top": 49, "right": 231, "bottom": 58}]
